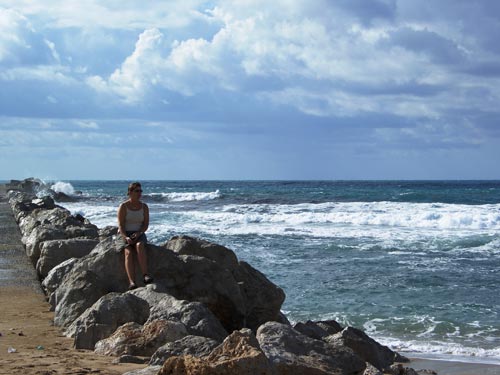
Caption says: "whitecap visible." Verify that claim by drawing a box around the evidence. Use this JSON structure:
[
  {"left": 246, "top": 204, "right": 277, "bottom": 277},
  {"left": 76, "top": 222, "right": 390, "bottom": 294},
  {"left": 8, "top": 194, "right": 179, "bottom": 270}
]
[{"left": 50, "top": 181, "right": 75, "bottom": 195}]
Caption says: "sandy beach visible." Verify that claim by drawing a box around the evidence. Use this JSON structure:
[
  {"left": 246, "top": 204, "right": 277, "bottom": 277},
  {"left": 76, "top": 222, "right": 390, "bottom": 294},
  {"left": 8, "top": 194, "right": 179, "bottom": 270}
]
[{"left": 0, "top": 286, "right": 146, "bottom": 375}]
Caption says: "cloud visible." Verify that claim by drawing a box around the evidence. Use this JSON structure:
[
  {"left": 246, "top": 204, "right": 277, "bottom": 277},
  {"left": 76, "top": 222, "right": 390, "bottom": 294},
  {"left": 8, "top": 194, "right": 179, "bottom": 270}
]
[
  {"left": 1, "top": 1, "right": 500, "bottom": 180},
  {"left": 0, "top": 7, "right": 56, "bottom": 66}
]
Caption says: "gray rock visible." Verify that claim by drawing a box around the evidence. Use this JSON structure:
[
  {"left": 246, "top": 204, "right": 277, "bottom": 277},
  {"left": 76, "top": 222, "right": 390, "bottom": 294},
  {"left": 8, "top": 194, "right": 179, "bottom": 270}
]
[
  {"left": 158, "top": 328, "right": 273, "bottom": 375},
  {"left": 387, "top": 364, "right": 421, "bottom": 375},
  {"left": 257, "top": 321, "right": 366, "bottom": 375},
  {"left": 294, "top": 320, "right": 343, "bottom": 340},
  {"left": 364, "top": 362, "right": 383, "bottom": 375},
  {"left": 149, "top": 335, "right": 219, "bottom": 366},
  {"left": 122, "top": 366, "right": 162, "bottom": 375},
  {"left": 325, "top": 327, "right": 409, "bottom": 371},
  {"left": 36, "top": 238, "right": 98, "bottom": 278},
  {"left": 95, "top": 319, "right": 187, "bottom": 356},
  {"left": 161, "top": 253, "right": 246, "bottom": 332},
  {"left": 166, "top": 235, "right": 239, "bottom": 270},
  {"left": 112, "top": 355, "right": 149, "bottom": 364},
  {"left": 53, "top": 237, "right": 131, "bottom": 328},
  {"left": 233, "top": 261, "right": 285, "bottom": 330},
  {"left": 54, "top": 237, "right": 247, "bottom": 333},
  {"left": 316, "top": 320, "right": 344, "bottom": 335},
  {"left": 68, "top": 292, "right": 150, "bottom": 349},
  {"left": 99, "top": 225, "right": 118, "bottom": 241},
  {"left": 41, "top": 257, "right": 79, "bottom": 310},
  {"left": 166, "top": 236, "right": 285, "bottom": 331},
  {"left": 23, "top": 225, "right": 67, "bottom": 264},
  {"left": 135, "top": 290, "right": 227, "bottom": 342}
]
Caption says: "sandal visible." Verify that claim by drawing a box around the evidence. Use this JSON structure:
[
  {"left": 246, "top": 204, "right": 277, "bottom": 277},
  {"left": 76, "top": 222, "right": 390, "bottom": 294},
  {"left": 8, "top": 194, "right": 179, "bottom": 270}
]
[
  {"left": 143, "top": 275, "right": 154, "bottom": 285},
  {"left": 128, "top": 282, "right": 137, "bottom": 290}
]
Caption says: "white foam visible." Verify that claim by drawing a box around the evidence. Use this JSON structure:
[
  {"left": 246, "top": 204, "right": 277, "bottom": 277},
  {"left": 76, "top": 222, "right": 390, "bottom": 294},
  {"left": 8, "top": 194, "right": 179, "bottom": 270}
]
[
  {"left": 378, "top": 336, "right": 500, "bottom": 364},
  {"left": 149, "top": 190, "right": 221, "bottom": 202},
  {"left": 58, "top": 200, "right": 500, "bottom": 253},
  {"left": 50, "top": 181, "right": 75, "bottom": 195}
]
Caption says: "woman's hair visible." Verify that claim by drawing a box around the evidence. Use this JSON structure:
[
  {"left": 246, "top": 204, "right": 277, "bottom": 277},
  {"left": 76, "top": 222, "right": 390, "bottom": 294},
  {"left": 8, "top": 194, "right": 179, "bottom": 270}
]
[{"left": 127, "top": 182, "right": 142, "bottom": 195}]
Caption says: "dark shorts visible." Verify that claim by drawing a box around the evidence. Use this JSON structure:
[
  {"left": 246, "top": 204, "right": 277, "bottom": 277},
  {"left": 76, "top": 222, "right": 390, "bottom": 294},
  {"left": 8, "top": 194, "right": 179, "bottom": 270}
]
[{"left": 115, "top": 231, "right": 148, "bottom": 253}]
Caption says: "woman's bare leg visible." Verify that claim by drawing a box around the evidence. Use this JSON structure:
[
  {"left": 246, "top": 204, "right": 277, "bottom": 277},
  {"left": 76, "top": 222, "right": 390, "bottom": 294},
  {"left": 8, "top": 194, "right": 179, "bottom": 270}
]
[
  {"left": 136, "top": 241, "right": 148, "bottom": 276},
  {"left": 124, "top": 247, "right": 136, "bottom": 284}
]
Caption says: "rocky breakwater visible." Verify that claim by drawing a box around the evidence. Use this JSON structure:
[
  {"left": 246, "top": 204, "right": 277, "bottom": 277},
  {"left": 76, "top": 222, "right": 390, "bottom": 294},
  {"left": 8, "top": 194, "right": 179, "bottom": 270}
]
[{"left": 7, "top": 180, "right": 425, "bottom": 375}]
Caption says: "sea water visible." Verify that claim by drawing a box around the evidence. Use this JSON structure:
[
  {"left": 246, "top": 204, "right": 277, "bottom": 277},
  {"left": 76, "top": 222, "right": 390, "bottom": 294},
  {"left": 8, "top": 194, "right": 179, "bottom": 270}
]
[{"left": 48, "top": 180, "right": 500, "bottom": 363}]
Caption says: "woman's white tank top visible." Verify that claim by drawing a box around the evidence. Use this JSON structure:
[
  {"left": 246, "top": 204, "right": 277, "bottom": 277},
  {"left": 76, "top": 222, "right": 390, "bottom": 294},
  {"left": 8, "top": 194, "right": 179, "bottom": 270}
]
[{"left": 125, "top": 204, "right": 144, "bottom": 231}]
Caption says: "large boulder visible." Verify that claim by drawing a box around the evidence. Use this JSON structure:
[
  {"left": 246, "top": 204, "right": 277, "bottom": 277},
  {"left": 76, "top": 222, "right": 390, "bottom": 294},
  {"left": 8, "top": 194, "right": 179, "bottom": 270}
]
[
  {"left": 150, "top": 335, "right": 219, "bottom": 366},
  {"left": 158, "top": 329, "right": 273, "bottom": 375},
  {"left": 166, "top": 235, "right": 239, "bottom": 270},
  {"left": 23, "top": 225, "right": 67, "bottom": 264},
  {"left": 134, "top": 290, "right": 227, "bottom": 342},
  {"left": 41, "top": 257, "right": 79, "bottom": 310},
  {"left": 94, "top": 319, "right": 188, "bottom": 357},
  {"left": 233, "top": 261, "right": 285, "bottom": 330},
  {"left": 257, "top": 321, "right": 366, "bottom": 375},
  {"left": 166, "top": 236, "right": 285, "bottom": 330},
  {"left": 36, "top": 238, "right": 99, "bottom": 278},
  {"left": 68, "top": 292, "right": 150, "bottom": 349},
  {"left": 324, "top": 327, "right": 409, "bottom": 371},
  {"left": 55, "top": 238, "right": 245, "bottom": 330},
  {"left": 54, "top": 237, "right": 247, "bottom": 333}
]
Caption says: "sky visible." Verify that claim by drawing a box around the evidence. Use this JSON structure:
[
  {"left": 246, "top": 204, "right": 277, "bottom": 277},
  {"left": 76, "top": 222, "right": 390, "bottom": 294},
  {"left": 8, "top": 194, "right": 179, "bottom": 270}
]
[{"left": 1, "top": 0, "right": 500, "bottom": 180}]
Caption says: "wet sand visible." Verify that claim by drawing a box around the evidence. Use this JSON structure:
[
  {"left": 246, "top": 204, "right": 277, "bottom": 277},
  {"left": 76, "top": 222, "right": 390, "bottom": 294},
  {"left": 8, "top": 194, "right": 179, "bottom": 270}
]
[
  {"left": 410, "top": 357, "right": 500, "bottom": 375},
  {"left": 0, "top": 286, "right": 145, "bottom": 375}
]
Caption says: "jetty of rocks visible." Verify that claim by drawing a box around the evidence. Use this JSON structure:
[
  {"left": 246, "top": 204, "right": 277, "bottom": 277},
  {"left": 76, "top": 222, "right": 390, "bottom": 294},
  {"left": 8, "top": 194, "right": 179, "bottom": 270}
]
[{"left": 3, "top": 178, "right": 425, "bottom": 375}]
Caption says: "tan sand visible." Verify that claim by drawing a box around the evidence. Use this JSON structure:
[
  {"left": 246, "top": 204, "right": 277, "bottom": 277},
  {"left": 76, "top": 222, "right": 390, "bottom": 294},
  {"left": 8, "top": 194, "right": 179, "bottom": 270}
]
[{"left": 0, "top": 286, "right": 146, "bottom": 375}]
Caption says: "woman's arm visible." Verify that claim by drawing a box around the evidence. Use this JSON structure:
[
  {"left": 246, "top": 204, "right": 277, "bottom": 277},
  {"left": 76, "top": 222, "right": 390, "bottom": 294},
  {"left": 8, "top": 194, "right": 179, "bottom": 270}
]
[
  {"left": 138, "top": 203, "right": 149, "bottom": 234},
  {"left": 117, "top": 203, "right": 128, "bottom": 239}
]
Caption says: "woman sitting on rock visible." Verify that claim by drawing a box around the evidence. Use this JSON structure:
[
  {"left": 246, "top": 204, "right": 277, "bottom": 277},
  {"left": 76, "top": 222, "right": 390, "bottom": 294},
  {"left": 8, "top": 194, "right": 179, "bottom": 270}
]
[{"left": 117, "top": 182, "right": 153, "bottom": 290}]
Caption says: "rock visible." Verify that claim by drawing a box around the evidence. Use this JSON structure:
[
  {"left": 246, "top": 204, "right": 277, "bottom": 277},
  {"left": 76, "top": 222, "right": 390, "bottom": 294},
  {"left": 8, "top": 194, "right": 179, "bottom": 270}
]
[
  {"left": 166, "top": 236, "right": 285, "bottom": 331},
  {"left": 364, "top": 362, "right": 383, "bottom": 375},
  {"left": 54, "top": 237, "right": 248, "bottom": 333},
  {"left": 41, "top": 257, "right": 79, "bottom": 310},
  {"left": 36, "top": 238, "right": 98, "bottom": 278},
  {"left": 69, "top": 292, "right": 150, "bottom": 349},
  {"left": 257, "top": 321, "right": 366, "bottom": 375},
  {"left": 32, "top": 196, "right": 56, "bottom": 209},
  {"left": 52, "top": 191, "right": 76, "bottom": 202},
  {"left": 95, "top": 319, "right": 188, "bottom": 356},
  {"left": 166, "top": 235, "right": 239, "bottom": 270},
  {"left": 387, "top": 364, "right": 421, "bottom": 375},
  {"left": 316, "top": 320, "right": 344, "bottom": 335},
  {"left": 122, "top": 366, "right": 162, "bottom": 375},
  {"left": 54, "top": 269, "right": 110, "bottom": 328},
  {"left": 294, "top": 321, "right": 328, "bottom": 340},
  {"left": 293, "top": 320, "right": 343, "bottom": 340},
  {"left": 161, "top": 254, "right": 246, "bottom": 332},
  {"left": 325, "top": 327, "right": 409, "bottom": 371},
  {"left": 135, "top": 290, "right": 227, "bottom": 342},
  {"left": 23, "top": 225, "right": 67, "bottom": 264},
  {"left": 158, "top": 328, "right": 272, "bottom": 375},
  {"left": 150, "top": 335, "right": 219, "bottom": 366},
  {"left": 99, "top": 225, "right": 118, "bottom": 241},
  {"left": 7, "top": 177, "right": 44, "bottom": 194},
  {"left": 112, "top": 355, "right": 149, "bottom": 364},
  {"left": 233, "top": 261, "right": 285, "bottom": 331}
]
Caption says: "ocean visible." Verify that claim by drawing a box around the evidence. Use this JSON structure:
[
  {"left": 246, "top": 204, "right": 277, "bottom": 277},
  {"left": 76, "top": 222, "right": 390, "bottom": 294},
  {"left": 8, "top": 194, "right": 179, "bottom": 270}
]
[{"left": 41, "top": 180, "right": 500, "bottom": 363}]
